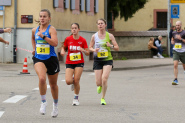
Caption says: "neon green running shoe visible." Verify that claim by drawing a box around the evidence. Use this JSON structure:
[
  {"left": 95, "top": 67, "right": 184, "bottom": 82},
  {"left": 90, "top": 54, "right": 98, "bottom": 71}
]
[
  {"left": 97, "top": 86, "right": 102, "bottom": 94},
  {"left": 101, "top": 98, "right": 106, "bottom": 105}
]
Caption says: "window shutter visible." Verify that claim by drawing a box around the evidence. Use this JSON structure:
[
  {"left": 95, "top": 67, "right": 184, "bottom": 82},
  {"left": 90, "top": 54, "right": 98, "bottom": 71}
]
[
  {"left": 94, "top": 0, "right": 98, "bottom": 13},
  {"left": 86, "top": 0, "right": 90, "bottom": 12},
  {"left": 80, "top": 0, "right": 84, "bottom": 11},
  {"left": 53, "top": 0, "right": 59, "bottom": 8},
  {"left": 71, "top": 0, "right": 75, "bottom": 10},
  {"left": 64, "top": 0, "right": 69, "bottom": 8}
]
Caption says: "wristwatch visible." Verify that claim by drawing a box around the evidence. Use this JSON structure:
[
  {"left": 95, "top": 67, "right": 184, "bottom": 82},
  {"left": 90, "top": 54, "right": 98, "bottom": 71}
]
[{"left": 42, "top": 35, "right": 46, "bottom": 40}]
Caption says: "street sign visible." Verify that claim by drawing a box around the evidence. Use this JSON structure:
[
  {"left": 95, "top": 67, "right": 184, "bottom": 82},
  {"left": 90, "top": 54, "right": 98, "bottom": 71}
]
[
  {"left": 171, "top": 5, "right": 179, "bottom": 18},
  {"left": 0, "top": 6, "right": 3, "bottom": 10},
  {"left": 171, "top": 0, "right": 185, "bottom": 3},
  {"left": 0, "top": 0, "right": 11, "bottom": 6}
]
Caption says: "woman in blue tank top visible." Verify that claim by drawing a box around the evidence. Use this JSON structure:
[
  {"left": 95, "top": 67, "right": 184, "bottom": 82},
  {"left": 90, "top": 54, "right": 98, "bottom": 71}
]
[{"left": 31, "top": 9, "right": 59, "bottom": 118}]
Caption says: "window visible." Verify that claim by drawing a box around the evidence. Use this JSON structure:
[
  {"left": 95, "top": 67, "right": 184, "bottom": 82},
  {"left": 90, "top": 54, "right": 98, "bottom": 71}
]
[
  {"left": 86, "top": 0, "right": 94, "bottom": 15},
  {"left": 157, "top": 12, "right": 167, "bottom": 28},
  {"left": 153, "top": 9, "right": 170, "bottom": 29},
  {"left": 107, "top": 12, "right": 114, "bottom": 30}
]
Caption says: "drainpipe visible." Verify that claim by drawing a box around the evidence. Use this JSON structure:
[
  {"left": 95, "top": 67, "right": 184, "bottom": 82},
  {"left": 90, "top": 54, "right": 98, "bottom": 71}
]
[
  {"left": 104, "top": 0, "right": 107, "bottom": 31},
  {"left": 13, "top": 0, "right": 17, "bottom": 63}
]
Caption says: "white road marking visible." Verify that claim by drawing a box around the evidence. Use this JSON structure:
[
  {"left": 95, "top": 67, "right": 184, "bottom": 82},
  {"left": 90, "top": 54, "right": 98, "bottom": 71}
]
[
  {"left": 33, "top": 85, "right": 50, "bottom": 90},
  {"left": 88, "top": 73, "right": 95, "bottom": 75},
  {"left": 3, "top": 95, "right": 27, "bottom": 103},
  {"left": 0, "top": 111, "right": 4, "bottom": 118}
]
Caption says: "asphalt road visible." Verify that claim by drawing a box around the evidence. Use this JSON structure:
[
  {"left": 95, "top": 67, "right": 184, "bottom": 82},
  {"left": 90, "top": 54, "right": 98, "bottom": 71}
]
[{"left": 0, "top": 64, "right": 185, "bottom": 123}]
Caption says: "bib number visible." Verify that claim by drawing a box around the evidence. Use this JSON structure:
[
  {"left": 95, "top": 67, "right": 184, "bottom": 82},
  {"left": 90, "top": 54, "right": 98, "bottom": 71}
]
[
  {"left": 36, "top": 44, "right": 50, "bottom": 55},
  {"left": 175, "top": 43, "right": 182, "bottom": 49},
  {"left": 70, "top": 52, "right": 81, "bottom": 61},
  {"left": 97, "top": 49, "right": 108, "bottom": 58}
]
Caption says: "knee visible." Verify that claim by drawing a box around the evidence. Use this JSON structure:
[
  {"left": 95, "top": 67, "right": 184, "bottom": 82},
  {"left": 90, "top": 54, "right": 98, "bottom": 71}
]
[
  {"left": 39, "top": 76, "right": 46, "bottom": 85},
  {"left": 74, "top": 78, "right": 80, "bottom": 85},
  {"left": 50, "top": 84, "right": 57, "bottom": 90},
  {"left": 174, "top": 64, "right": 178, "bottom": 69},
  {"left": 66, "top": 79, "right": 72, "bottom": 85},
  {"left": 102, "top": 77, "right": 108, "bottom": 85}
]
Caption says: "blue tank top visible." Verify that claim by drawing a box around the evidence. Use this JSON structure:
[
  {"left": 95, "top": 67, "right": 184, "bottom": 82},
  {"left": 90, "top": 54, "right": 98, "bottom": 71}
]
[{"left": 34, "top": 25, "right": 57, "bottom": 60}]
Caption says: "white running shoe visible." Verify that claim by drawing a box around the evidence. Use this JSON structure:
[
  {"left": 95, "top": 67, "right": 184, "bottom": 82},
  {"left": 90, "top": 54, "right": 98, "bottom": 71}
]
[
  {"left": 153, "top": 56, "right": 158, "bottom": 58},
  {"left": 40, "top": 102, "right": 47, "bottom": 115},
  {"left": 159, "top": 55, "right": 164, "bottom": 58},
  {"left": 72, "top": 99, "right": 79, "bottom": 106},
  {"left": 51, "top": 103, "right": 58, "bottom": 118},
  {"left": 71, "top": 84, "right": 74, "bottom": 91}
]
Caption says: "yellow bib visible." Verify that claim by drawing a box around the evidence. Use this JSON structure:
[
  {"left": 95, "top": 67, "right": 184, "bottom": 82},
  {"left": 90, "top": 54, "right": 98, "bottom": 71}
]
[
  {"left": 97, "top": 49, "right": 108, "bottom": 58},
  {"left": 175, "top": 43, "right": 182, "bottom": 49},
  {"left": 70, "top": 52, "right": 81, "bottom": 61},
  {"left": 36, "top": 44, "right": 50, "bottom": 55}
]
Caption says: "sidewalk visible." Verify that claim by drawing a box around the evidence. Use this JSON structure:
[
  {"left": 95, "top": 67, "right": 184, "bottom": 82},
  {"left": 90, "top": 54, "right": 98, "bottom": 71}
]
[{"left": 70, "top": 58, "right": 173, "bottom": 72}]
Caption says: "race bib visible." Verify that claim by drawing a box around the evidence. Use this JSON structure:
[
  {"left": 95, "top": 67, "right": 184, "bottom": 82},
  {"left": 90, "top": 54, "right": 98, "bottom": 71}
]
[
  {"left": 97, "top": 49, "right": 108, "bottom": 58},
  {"left": 36, "top": 44, "right": 50, "bottom": 55},
  {"left": 175, "top": 43, "right": 182, "bottom": 49},
  {"left": 70, "top": 52, "right": 81, "bottom": 61}
]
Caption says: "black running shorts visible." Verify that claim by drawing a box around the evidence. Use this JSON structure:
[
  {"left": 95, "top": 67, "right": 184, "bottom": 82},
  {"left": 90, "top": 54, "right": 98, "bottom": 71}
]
[
  {"left": 66, "top": 63, "right": 84, "bottom": 69},
  {"left": 93, "top": 60, "right": 113, "bottom": 70},
  {"left": 32, "top": 56, "right": 60, "bottom": 75}
]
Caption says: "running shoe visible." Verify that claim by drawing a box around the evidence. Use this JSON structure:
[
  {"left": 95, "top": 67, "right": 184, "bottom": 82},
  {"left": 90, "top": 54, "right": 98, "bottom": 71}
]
[
  {"left": 97, "top": 86, "right": 102, "bottom": 94},
  {"left": 51, "top": 103, "right": 58, "bottom": 118},
  {"left": 40, "top": 102, "right": 47, "bottom": 115},
  {"left": 71, "top": 84, "right": 74, "bottom": 91},
  {"left": 172, "top": 79, "right": 179, "bottom": 85},
  {"left": 72, "top": 99, "right": 79, "bottom": 106},
  {"left": 101, "top": 98, "right": 106, "bottom": 105}
]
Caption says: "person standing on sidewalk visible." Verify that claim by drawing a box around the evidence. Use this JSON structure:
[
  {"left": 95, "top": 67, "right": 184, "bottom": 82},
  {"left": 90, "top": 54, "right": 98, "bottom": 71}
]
[
  {"left": 171, "top": 21, "right": 185, "bottom": 85},
  {"left": 60, "top": 23, "right": 89, "bottom": 106},
  {"left": 31, "top": 9, "right": 60, "bottom": 117},
  {"left": 89, "top": 18, "right": 119, "bottom": 105},
  {"left": 0, "top": 28, "right": 12, "bottom": 45}
]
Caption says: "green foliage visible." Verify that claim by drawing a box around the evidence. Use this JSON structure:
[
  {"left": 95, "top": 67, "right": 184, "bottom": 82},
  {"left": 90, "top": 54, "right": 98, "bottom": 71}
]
[{"left": 107, "top": 0, "right": 148, "bottom": 21}]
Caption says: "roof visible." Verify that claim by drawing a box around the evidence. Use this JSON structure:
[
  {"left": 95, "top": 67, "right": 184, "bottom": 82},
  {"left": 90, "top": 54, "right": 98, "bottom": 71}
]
[{"left": 110, "top": 31, "right": 167, "bottom": 37}]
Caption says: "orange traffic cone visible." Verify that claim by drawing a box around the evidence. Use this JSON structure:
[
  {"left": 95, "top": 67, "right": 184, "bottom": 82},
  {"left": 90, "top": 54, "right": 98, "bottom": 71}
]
[{"left": 20, "top": 57, "right": 30, "bottom": 74}]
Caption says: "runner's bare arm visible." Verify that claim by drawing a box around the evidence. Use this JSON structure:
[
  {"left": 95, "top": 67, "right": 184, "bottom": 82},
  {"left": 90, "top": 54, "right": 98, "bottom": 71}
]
[
  {"left": 89, "top": 35, "right": 99, "bottom": 52},
  {"left": 31, "top": 28, "right": 36, "bottom": 55},
  {"left": 109, "top": 33, "right": 119, "bottom": 51},
  {"left": 171, "top": 37, "right": 175, "bottom": 45},
  {"left": 60, "top": 45, "right": 66, "bottom": 56},
  {"left": 80, "top": 47, "right": 89, "bottom": 56}
]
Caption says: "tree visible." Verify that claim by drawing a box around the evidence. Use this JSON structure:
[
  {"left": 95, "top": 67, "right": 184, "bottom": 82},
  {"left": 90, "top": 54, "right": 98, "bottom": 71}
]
[{"left": 107, "top": 0, "right": 148, "bottom": 21}]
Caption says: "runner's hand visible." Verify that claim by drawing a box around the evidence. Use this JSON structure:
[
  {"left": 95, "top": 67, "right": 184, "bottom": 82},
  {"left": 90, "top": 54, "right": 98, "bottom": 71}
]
[
  {"left": 37, "top": 32, "right": 43, "bottom": 38},
  {"left": 94, "top": 48, "right": 99, "bottom": 53},
  {"left": 5, "top": 41, "right": 9, "bottom": 45},
  {"left": 60, "top": 49, "right": 66, "bottom": 56},
  {"left": 106, "top": 42, "right": 112, "bottom": 47},
  {"left": 32, "top": 50, "right": 35, "bottom": 55}
]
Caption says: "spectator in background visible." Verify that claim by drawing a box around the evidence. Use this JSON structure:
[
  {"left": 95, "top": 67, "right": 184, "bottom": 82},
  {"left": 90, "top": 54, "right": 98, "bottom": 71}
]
[
  {"left": 148, "top": 37, "right": 158, "bottom": 58},
  {"left": 154, "top": 35, "right": 164, "bottom": 58},
  {"left": 169, "top": 26, "right": 176, "bottom": 57}
]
